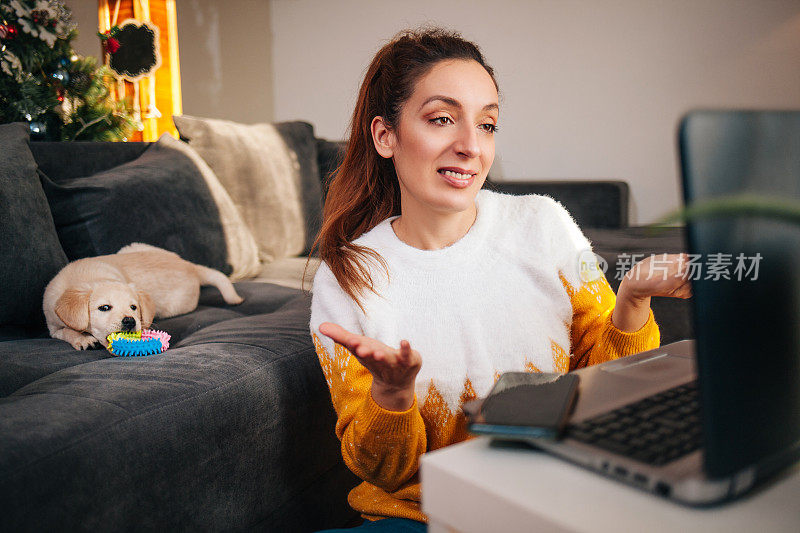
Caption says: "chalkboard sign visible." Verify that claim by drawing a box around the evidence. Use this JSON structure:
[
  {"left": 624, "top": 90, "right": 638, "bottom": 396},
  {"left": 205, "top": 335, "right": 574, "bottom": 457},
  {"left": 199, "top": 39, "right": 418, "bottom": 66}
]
[{"left": 109, "top": 19, "right": 162, "bottom": 81}]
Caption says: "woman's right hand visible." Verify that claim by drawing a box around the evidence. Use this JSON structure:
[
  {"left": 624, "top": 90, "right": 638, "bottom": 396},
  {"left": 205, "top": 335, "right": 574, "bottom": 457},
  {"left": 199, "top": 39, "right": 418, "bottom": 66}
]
[{"left": 319, "top": 322, "right": 422, "bottom": 411}]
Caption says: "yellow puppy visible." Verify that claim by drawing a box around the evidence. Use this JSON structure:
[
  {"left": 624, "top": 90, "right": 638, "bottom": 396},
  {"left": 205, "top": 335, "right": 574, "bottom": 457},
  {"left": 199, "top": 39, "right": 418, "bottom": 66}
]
[{"left": 43, "top": 243, "right": 244, "bottom": 350}]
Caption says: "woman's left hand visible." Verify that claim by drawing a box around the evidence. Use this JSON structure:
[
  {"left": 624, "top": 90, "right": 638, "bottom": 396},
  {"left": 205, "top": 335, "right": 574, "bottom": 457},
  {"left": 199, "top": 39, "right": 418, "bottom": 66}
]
[
  {"left": 619, "top": 253, "right": 693, "bottom": 300},
  {"left": 612, "top": 253, "right": 693, "bottom": 332}
]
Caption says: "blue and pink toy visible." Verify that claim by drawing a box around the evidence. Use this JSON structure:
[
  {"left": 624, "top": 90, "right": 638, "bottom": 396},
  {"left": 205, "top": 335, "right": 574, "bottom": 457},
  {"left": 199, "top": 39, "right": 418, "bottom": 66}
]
[{"left": 106, "top": 329, "right": 171, "bottom": 357}]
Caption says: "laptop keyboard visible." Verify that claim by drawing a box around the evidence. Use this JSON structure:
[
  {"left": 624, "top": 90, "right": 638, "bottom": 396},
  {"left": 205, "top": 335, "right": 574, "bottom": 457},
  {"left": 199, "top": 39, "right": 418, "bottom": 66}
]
[{"left": 566, "top": 381, "right": 703, "bottom": 466}]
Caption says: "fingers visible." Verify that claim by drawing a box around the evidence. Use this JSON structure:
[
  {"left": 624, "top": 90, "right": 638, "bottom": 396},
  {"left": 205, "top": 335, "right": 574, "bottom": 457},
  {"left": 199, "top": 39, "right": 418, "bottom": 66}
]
[
  {"left": 673, "top": 278, "right": 694, "bottom": 299},
  {"left": 319, "top": 323, "right": 420, "bottom": 371},
  {"left": 362, "top": 344, "right": 398, "bottom": 364},
  {"left": 319, "top": 322, "right": 362, "bottom": 350},
  {"left": 367, "top": 340, "right": 416, "bottom": 368},
  {"left": 399, "top": 340, "right": 423, "bottom": 370},
  {"left": 321, "top": 322, "right": 391, "bottom": 361},
  {"left": 621, "top": 253, "right": 696, "bottom": 300},
  {"left": 356, "top": 343, "right": 377, "bottom": 358},
  {"left": 354, "top": 340, "right": 415, "bottom": 374},
  {"left": 633, "top": 254, "right": 689, "bottom": 281},
  {"left": 318, "top": 322, "right": 346, "bottom": 341},
  {"left": 398, "top": 340, "right": 410, "bottom": 364}
]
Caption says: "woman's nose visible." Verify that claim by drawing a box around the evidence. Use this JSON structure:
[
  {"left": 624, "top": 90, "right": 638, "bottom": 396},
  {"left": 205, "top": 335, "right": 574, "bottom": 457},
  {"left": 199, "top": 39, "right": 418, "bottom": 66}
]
[{"left": 454, "top": 124, "right": 480, "bottom": 158}]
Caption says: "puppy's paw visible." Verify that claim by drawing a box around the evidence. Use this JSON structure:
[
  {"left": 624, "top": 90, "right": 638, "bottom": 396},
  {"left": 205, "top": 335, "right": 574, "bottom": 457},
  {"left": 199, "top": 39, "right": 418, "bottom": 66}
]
[{"left": 71, "top": 333, "right": 102, "bottom": 351}]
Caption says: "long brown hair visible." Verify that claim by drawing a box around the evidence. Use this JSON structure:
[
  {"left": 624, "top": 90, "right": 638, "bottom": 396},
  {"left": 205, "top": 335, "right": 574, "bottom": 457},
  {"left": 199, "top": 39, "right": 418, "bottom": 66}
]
[{"left": 304, "top": 27, "right": 499, "bottom": 313}]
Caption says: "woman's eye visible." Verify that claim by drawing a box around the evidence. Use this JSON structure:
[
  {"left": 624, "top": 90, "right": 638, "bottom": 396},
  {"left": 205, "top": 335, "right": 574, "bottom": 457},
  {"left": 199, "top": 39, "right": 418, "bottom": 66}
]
[
  {"left": 130, "top": 305, "right": 137, "bottom": 311},
  {"left": 429, "top": 116, "right": 452, "bottom": 126},
  {"left": 480, "top": 123, "right": 498, "bottom": 134},
  {"left": 98, "top": 305, "right": 111, "bottom": 312}
]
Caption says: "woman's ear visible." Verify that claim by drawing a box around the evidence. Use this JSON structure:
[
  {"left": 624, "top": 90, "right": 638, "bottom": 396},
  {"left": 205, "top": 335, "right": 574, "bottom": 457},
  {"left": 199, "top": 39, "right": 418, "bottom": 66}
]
[
  {"left": 55, "top": 290, "right": 90, "bottom": 332},
  {"left": 136, "top": 290, "right": 155, "bottom": 329},
  {"left": 371, "top": 116, "right": 395, "bottom": 159}
]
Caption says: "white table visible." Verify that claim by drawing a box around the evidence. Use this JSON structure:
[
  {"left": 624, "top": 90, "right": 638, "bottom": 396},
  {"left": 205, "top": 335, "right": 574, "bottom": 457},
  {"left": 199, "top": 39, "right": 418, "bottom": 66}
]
[{"left": 421, "top": 437, "right": 800, "bottom": 533}]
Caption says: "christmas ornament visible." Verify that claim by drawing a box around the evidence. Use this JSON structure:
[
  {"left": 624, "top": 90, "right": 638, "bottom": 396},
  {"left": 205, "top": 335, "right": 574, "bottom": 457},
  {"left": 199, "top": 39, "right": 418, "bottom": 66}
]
[
  {"left": 27, "top": 119, "right": 47, "bottom": 140},
  {"left": 0, "top": 23, "right": 18, "bottom": 40},
  {"left": 51, "top": 68, "right": 69, "bottom": 85},
  {"left": 55, "top": 97, "right": 72, "bottom": 123},
  {"left": 68, "top": 71, "right": 90, "bottom": 93},
  {"left": 31, "top": 10, "right": 50, "bottom": 26},
  {"left": 98, "top": 26, "right": 121, "bottom": 54},
  {"left": 105, "top": 36, "right": 120, "bottom": 54},
  {"left": 57, "top": 56, "right": 71, "bottom": 68}
]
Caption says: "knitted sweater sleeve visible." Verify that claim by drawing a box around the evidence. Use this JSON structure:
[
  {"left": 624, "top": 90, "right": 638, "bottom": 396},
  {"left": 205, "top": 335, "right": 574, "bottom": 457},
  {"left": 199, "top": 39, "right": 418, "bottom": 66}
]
[
  {"left": 543, "top": 197, "right": 660, "bottom": 370},
  {"left": 562, "top": 274, "right": 660, "bottom": 370},
  {"left": 309, "top": 264, "right": 427, "bottom": 493}
]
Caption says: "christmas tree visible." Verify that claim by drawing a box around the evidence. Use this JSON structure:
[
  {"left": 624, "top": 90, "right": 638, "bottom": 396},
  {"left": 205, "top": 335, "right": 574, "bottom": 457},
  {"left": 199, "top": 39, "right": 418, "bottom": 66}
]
[{"left": 0, "top": 0, "right": 134, "bottom": 141}]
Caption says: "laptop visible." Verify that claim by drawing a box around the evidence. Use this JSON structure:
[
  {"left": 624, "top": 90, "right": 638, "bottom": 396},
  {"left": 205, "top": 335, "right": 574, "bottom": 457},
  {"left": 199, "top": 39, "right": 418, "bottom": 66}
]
[{"left": 525, "top": 110, "right": 800, "bottom": 506}]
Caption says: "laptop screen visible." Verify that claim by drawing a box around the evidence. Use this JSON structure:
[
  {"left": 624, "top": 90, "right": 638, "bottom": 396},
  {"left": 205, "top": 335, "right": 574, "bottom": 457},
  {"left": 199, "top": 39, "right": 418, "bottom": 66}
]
[{"left": 679, "top": 110, "right": 800, "bottom": 480}]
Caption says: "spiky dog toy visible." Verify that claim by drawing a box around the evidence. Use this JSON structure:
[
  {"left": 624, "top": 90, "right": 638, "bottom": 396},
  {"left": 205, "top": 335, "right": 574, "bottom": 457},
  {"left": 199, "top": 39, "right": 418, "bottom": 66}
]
[{"left": 107, "top": 329, "right": 171, "bottom": 357}]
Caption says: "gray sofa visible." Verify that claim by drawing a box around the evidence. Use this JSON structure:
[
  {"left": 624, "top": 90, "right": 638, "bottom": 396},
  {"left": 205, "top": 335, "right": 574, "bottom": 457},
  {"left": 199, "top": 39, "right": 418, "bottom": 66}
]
[{"left": 0, "top": 129, "right": 690, "bottom": 531}]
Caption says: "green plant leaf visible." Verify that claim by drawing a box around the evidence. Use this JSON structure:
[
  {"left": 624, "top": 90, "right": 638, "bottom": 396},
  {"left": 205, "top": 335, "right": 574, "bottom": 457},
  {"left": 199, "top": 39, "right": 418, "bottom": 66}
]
[{"left": 658, "top": 193, "right": 800, "bottom": 227}]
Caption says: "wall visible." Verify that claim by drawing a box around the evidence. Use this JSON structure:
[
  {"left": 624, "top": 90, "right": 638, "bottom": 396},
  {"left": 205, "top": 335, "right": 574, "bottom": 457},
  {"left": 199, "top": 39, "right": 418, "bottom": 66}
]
[
  {"left": 270, "top": 0, "right": 800, "bottom": 224},
  {"left": 66, "top": 1, "right": 100, "bottom": 57},
  {"left": 175, "top": 0, "right": 273, "bottom": 123},
  {"left": 66, "top": 0, "right": 274, "bottom": 125}
]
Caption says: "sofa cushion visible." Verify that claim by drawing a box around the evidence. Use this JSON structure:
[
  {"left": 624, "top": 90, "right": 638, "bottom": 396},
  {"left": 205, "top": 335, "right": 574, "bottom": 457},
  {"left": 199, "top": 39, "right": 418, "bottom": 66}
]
[
  {"left": 0, "top": 123, "right": 68, "bottom": 327},
  {"left": 316, "top": 138, "right": 346, "bottom": 203},
  {"left": 40, "top": 136, "right": 232, "bottom": 275},
  {"left": 173, "top": 115, "right": 322, "bottom": 261},
  {"left": 158, "top": 134, "right": 262, "bottom": 280},
  {"left": 31, "top": 141, "right": 151, "bottom": 181}
]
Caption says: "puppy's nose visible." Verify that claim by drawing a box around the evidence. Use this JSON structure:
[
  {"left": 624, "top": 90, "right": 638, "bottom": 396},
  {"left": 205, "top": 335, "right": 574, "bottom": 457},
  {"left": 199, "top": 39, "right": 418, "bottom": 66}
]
[{"left": 121, "top": 316, "right": 136, "bottom": 331}]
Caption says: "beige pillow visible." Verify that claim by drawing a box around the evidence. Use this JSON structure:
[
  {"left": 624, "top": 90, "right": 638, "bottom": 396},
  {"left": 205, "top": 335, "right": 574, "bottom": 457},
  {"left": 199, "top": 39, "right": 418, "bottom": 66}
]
[
  {"left": 157, "top": 134, "right": 261, "bottom": 280},
  {"left": 173, "top": 115, "right": 307, "bottom": 264}
]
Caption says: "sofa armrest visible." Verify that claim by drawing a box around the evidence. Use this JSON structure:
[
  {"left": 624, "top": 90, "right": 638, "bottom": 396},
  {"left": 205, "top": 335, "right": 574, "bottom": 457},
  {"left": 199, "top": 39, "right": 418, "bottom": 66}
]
[{"left": 484, "top": 179, "right": 630, "bottom": 229}]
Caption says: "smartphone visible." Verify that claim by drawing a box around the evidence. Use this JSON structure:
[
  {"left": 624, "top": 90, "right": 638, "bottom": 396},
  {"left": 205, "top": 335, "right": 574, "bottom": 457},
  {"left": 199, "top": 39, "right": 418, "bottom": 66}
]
[{"left": 466, "top": 371, "right": 580, "bottom": 440}]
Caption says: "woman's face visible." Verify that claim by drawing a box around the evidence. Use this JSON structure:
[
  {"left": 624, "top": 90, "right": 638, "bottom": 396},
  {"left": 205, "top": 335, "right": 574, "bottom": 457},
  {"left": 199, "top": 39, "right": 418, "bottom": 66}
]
[{"left": 374, "top": 59, "right": 499, "bottom": 217}]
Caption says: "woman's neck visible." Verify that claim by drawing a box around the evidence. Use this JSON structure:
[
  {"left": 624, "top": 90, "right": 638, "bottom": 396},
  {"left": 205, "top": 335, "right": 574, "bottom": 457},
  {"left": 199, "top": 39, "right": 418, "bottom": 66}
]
[{"left": 390, "top": 204, "right": 477, "bottom": 251}]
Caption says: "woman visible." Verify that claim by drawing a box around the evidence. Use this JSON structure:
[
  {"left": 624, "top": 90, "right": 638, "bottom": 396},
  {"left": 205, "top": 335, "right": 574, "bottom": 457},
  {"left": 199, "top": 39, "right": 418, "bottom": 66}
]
[{"left": 309, "top": 28, "right": 690, "bottom": 531}]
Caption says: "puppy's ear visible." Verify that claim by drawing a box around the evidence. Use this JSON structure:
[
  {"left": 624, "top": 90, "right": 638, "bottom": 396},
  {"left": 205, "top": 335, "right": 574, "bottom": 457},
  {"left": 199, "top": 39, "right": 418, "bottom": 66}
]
[
  {"left": 55, "top": 290, "right": 90, "bottom": 332},
  {"left": 136, "top": 290, "right": 155, "bottom": 329}
]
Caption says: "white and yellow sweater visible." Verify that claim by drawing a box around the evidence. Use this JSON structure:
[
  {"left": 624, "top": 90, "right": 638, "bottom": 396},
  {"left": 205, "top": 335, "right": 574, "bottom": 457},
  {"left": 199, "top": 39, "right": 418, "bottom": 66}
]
[{"left": 309, "top": 190, "right": 659, "bottom": 522}]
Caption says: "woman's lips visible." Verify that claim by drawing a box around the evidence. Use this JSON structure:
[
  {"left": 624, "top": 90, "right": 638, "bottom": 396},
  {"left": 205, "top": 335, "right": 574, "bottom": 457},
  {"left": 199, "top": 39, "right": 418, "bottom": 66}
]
[{"left": 438, "top": 169, "right": 475, "bottom": 189}]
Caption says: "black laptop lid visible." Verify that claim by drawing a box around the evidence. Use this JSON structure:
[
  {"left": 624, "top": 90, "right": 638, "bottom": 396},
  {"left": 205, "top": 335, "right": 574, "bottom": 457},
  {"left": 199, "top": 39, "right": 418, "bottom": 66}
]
[{"left": 679, "top": 110, "right": 800, "bottom": 479}]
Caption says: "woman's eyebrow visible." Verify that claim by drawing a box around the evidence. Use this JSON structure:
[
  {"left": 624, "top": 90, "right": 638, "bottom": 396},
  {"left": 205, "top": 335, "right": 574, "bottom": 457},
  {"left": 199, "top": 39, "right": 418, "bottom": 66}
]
[{"left": 418, "top": 95, "right": 499, "bottom": 113}]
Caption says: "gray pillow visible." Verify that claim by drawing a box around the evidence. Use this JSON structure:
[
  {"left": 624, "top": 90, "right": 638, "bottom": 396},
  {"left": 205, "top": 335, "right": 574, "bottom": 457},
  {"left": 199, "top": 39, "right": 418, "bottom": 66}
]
[
  {"left": 173, "top": 115, "right": 322, "bottom": 261},
  {"left": 0, "top": 123, "right": 68, "bottom": 327},
  {"left": 40, "top": 139, "right": 232, "bottom": 275}
]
